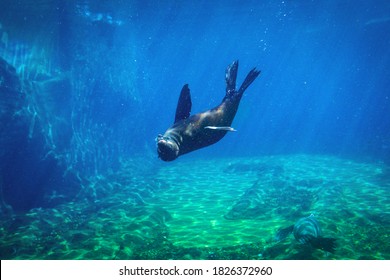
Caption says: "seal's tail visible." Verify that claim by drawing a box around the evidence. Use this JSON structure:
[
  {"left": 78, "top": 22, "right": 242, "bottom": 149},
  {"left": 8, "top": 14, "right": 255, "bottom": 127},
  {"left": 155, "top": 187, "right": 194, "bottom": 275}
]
[{"left": 224, "top": 60, "right": 260, "bottom": 102}]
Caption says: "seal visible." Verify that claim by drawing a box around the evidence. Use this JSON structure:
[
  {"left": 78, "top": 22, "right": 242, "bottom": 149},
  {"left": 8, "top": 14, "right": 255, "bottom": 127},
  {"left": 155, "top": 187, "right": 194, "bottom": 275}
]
[
  {"left": 274, "top": 214, "right": 336, "bottom": 253},
  {"left": 157, "top": 60, "right": 260, "bottom": 161}
]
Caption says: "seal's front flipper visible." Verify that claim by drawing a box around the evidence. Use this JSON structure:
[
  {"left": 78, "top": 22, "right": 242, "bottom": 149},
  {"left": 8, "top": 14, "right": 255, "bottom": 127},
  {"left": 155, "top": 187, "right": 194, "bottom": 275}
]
[
  {"left": 204, "top": 126, "right": 237, "bottom": 132},
  {"left": 275, "top": 225, "right": 294, "bottom": 242},
  {"left": 237, "top": 68, "right": 261, "bottom": 98},
  {"left": 174, "top": 84, "right": 192, "bottom": 123}
]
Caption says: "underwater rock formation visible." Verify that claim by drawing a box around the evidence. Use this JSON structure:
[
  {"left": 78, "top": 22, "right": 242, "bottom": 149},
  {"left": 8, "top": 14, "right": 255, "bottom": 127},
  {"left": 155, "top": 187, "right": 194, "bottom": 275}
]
[
  {"left": 224, "top": 175, "right": 315, "bottom": 220},
  {"left": 0, "top": 57, "right": 78, "bottom": 212}
]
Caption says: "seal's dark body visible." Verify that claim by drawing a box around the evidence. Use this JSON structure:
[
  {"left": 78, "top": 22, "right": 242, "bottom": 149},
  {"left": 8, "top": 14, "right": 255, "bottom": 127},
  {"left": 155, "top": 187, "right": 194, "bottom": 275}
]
[{"left": 157, "top": 60, "right": 260, "bottom": 161}]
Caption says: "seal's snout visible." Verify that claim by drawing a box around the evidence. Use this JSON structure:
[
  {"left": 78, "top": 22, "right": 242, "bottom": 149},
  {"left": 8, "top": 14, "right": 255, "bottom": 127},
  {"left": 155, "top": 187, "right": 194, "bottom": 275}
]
[{"left": 157, "top": 137, "right": 179, "bottom": 161}]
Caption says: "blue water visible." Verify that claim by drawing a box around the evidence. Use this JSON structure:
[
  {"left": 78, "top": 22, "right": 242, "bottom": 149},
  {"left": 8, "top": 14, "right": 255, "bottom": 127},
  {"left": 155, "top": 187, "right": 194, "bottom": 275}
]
[{"left": 0, "top": 0, "right": 389, "bottom": 259}]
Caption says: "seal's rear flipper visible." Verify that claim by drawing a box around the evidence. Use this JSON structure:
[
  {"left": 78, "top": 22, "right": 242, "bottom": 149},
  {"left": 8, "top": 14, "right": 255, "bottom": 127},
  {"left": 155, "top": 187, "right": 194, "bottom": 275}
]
[
  {"left": 174, "top": 84, "right": 192, "bottom": 123},
  {"left": 237, "top": 68, "right": 261, "bottom": 98},
  {"left": 224, "top": 60, "right": 260, "bottom": 102},
  {"left": 310, "top": 237, "right": 337, "bottom": 253},
  {"left": 275, "top": 225, "right": 294, "bottom": 242},
  {"left": 225, "top": 60, "right": 239, "bottom": 96}
]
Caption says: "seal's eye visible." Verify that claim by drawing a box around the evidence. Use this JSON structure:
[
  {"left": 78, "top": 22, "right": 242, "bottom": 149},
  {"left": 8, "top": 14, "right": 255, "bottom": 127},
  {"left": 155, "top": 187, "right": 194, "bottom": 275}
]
[{"left": 155, "top": 134, "right": 164, "bottom": 142}]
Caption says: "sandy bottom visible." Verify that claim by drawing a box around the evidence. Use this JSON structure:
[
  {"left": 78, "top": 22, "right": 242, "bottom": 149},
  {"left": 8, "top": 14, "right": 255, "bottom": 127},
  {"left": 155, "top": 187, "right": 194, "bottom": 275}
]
[{"left": 1, "top": 154, "right": 389, "bottom": 259}]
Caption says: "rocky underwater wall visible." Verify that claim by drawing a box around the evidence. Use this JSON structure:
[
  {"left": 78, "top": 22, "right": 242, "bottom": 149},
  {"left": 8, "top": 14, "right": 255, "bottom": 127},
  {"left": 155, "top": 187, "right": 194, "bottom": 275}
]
[{"left": 0, "top": 2, "right": 143, "bottom": 213}]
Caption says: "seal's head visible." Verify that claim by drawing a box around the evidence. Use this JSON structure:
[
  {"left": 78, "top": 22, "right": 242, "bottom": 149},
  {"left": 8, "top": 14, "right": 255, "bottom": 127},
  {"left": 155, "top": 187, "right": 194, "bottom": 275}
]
[{"left": 156, "top": 134, "right": 179, "bottom": 161}]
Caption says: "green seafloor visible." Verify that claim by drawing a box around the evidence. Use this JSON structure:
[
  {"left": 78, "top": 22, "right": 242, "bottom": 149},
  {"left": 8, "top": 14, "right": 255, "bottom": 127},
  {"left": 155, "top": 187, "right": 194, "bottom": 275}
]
[{"left": 0, "top": 154, "right": 389, "bottom": 260}]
